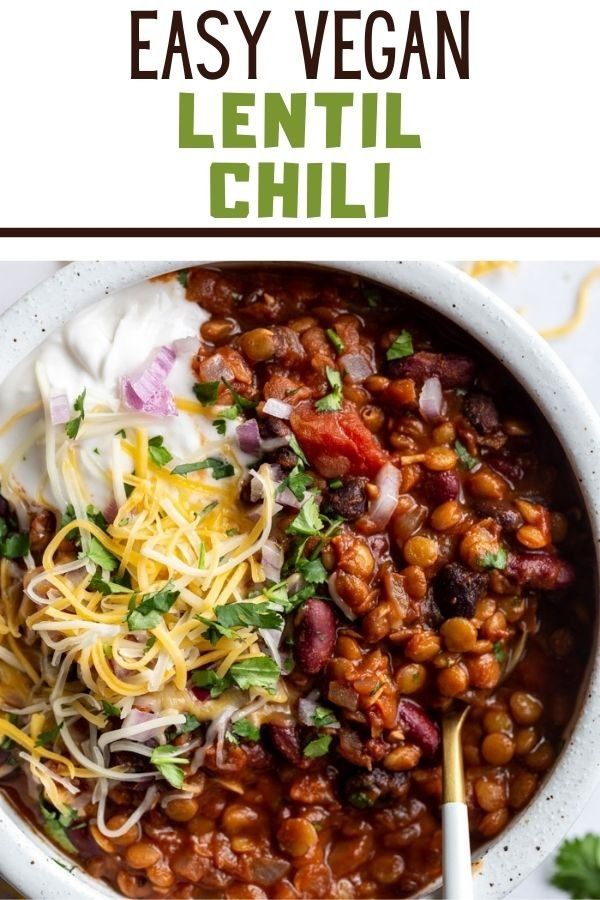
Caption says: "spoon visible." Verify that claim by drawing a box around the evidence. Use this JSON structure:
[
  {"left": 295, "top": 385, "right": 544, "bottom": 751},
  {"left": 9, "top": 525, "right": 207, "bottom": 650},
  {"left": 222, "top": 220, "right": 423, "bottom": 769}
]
[{"left": 441, "top": 628, "right": 528, "bottom": 899}]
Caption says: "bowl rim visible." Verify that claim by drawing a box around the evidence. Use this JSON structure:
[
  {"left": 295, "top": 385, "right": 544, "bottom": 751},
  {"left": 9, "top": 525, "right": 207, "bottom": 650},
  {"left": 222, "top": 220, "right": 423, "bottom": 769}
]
[{"left": 0, "top": 259, "right": 598, "bottom": 899}]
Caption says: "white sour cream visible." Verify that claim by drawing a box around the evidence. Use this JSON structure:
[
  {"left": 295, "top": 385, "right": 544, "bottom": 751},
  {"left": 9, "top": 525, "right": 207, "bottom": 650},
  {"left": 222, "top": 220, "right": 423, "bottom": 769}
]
[{"left": 0, "top": 277, "right": 213, "bottom": 522}]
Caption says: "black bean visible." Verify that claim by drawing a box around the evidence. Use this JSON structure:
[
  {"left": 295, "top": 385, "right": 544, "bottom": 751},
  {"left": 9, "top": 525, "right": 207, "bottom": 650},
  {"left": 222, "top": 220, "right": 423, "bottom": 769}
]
[
  {"left": 434, "top": 562, "right": 488, "bottom": 619},
  {"left": 258, "top": 414, "right": 292, "bottom": 440},
  {"left": 344, "top": 768, "right": 410, "bottom": 809},
  {"left": 462, "top": 392, "right": 501, "bottom": 435},
  {"left": 323, "top": 477, "right": 368, "bottom": 520}
]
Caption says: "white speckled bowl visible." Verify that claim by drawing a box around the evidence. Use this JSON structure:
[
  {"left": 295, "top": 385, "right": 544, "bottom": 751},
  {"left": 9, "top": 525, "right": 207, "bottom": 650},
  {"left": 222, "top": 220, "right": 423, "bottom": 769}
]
[{"left": 0, "top": 261, "right": 598, "bottom": 900}]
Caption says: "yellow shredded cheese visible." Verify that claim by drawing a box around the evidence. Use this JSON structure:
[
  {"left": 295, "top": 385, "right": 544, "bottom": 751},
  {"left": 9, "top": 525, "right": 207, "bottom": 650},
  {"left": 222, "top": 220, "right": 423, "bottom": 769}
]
[{"left": 540, "top": 266, "right": 600, "bottom": 340}]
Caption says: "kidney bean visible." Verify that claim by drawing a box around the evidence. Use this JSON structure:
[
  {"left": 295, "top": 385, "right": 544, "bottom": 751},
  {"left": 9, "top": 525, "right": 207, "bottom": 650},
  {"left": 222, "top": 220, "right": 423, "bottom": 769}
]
[
  {"left": 506, "top": 551, "right": 576, "bottom": 590},
  {"left": 295, "top": 599, "right": 336, "bottom": 674},
  {"left": 29, "top": 509, "right": 57, "bottom": 559},
  {"left": 462, "top": 393, "right": 500, "bottom": 435},
  {"left": 388, "top": 351, "right": 476, "bottom": 389},
  {"left": 418, "top": 469, "right": 460, "bottom": 506},
  {"left": 433, "top": 562, "right": 489, "bottom": 619},
  {"left": 397, "top": 699, "right": 441, "bottom": 757},
  {"left": 269, "top": 724, "right": 303, "bottom": 765},
  {"left": 484, "top": 452, "right": 525, "bottom": 485}
]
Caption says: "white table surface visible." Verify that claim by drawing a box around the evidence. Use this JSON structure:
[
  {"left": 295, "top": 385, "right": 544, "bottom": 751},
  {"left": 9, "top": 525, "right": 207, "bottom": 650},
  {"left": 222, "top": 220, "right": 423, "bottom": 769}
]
[{"left": 0, "top": 260, "right": 598, "bottom": 900}]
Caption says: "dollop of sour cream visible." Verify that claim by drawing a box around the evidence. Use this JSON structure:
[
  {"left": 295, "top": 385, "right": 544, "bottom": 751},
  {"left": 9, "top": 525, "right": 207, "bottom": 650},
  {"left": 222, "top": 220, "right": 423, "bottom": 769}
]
[{"left": 0, "top": 277, "right": 211, "bottom": 523}]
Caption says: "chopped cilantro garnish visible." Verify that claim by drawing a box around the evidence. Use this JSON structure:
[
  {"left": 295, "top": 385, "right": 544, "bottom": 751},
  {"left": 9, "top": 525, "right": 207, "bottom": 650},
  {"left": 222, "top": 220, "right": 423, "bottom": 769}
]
[
  {"left": 229, "top": 656, "right": 280, "bottom": 692},
  {"left": 196, "top": 602, "right": 283, "bottom": 645},
  {"left": 172, "top": 457, "right": 234, "bottom": 479},
  {"left": 303, "top": 734, "right": 333, "bottom": 758},
  {"left": 40, "top": 802, "right": 78, "bottom": 853},
  {"left": 126, "top": 581, "right": 179, "bottom": 631},
  {"left": 0, "top": 532, "right": 30, "bottom": 560},
  {"left": 176, "top": 714, "right": 200, "bottom": 735},
  {"left": 35, "top": 722, "right": 63, "bottom": 748},
  {"left": 65, "top": 389, "right": 86, "bottom": 440},
  {"left": 191, "top": 669, "right": 229, "bottom": 697},
  {"left": 101, "top": 700, "right": 121, "bottom": 718},
  {"left": 176, "top": 270, "right": 189, "bottom": 288},
  {"left": 455, "top": 439, "right": 478, "bottom": 471},
  {"left": 90, "top": 570, "right": 131, "bottom": 595},
  {"left": 326, "top": 328, "right": 345, "bottom": 355},
  {"left": 148, "top": 435, "right": 173, "bottom": 468},
  {"left": 386, "top": 330, "right": 414, "bottom": 361},
  {"left": 197, "top": 501, "right": 218, "bottom": 522},
  {"left": 296, "top": 556, "right": 327, "bottom": 585},
  {"left": 150, "top": 744, "right": 188, "bottom": 789},
  {"left": 311, "top": 706, "right": 339, "bottom": 728},
  {"left": 493, "top": 641, "right": 507, "bottom": 663},
  {"left": 551, "top": 834, "right": 600, "bottom": 899},
  {"left": 329, "top": 479, "right": 343, "bottom": 489},
  {"left": 315, "top": 367, "right": 343, "bottom": 412},
  {"left": 348, "top": 791, "right": 374, "bottom": 809},
  {"left": 193, "top": 381, "right": 219, "bottom": 405},
  {"left": 213, "top": 419, "right": 226, "bottom": 435},
  {"left": 222, "top": 378, "right": 257, "bottom": 411},
  {"left": 230, "top": 718, "right": 260, "bottom": 742},
  {"left": 84, "top": 537, "right": 118, "bottom": 572},
  {"left": 279, "top": 465, "right": 313, "bottom": 501},
  {"left": 480, "top": 547, "right": 508, "bottom": 571},
  {"left": 288, "top": 433, "right": 308, "bottom": 466},
  {"left": 287, "top": 495, "right": 324, "bottom": 536},
  {"left": 86, "top": 505, "right": 108, "bottom": 532},
  {"left": 363, "top": 285, "right": 382, "bottom": 307}
]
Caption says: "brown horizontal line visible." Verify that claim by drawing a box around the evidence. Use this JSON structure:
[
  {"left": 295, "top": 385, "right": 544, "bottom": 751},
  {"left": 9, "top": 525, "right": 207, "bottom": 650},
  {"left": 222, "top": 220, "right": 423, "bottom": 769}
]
[{"left": 0, "top": 227, "right": 599, "bottom": 238}]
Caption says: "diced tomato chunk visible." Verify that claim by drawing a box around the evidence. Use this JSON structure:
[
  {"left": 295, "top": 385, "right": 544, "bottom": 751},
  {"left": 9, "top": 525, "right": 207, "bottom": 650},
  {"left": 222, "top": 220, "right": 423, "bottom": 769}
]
[{"left": 290, "top": 403, "right": 389, "bottom": 478}]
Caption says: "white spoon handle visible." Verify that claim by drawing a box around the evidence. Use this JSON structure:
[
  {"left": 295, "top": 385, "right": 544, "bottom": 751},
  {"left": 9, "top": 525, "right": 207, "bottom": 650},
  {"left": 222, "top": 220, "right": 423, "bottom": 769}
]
[{"left": 442, "top": 801, "right": 473, "bottom": 900}]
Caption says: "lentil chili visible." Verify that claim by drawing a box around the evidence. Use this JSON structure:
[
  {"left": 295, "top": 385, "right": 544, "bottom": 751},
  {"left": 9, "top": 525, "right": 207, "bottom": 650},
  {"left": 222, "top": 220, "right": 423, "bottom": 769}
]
[{"left": 0, "top": 265, "right": 593, "bottom": 899}]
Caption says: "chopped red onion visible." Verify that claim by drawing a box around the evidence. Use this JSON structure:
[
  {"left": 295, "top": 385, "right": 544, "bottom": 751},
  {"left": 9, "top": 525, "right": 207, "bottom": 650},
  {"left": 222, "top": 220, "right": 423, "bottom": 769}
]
[
  {"left": 50, "top": 394, "right": 71, "bottom": 425},
  {"left": 259, "top": 628, "right": 283, "bottom": 667},
  {"left": 327, "top": 573, "right": 357, "bottom": 621},
  {"left": 277, "top": 486, "right": 302, "bottom": 509},
  {"left": 339, "top": 352, "right": 373, "bottom": 383},
  {"left": 121, "top": 346, "right": 177, "bottom": 417},
  {"left": 261, "top": 540, "right": 283, "bottom": 583},
  {"left": 237, "top": 419, "right": 261, "bottom": 456},
  {"left": 121, "top": 709, "right": 164, "bottom": 742},
  {"left": 261, "top": 436, "right": 290, "bottom": 452},
  {"left": 171, "top": 336, "right": 198, "bottom": 357},
  {"left": 368, "top": 462, "right": 402, "bottom": 531},
  {"left": 419, "top": 376, "right": 444, "bottom": 421},
  {"left": 263, "top": 398, "right": 292, "bottom": 420}
]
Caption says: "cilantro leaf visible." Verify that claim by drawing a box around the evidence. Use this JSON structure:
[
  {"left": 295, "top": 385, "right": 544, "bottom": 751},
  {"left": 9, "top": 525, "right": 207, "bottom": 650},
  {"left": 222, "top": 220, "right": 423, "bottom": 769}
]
[
  {"left": 213, "top": 419, "right": 226, "bottom": 436},
  {"left": 551, "top": 834, "right": 600, "bottom": 899},
  {"left": 150, "top": 744, "right": 189, "bottom": 789},
  {"left": 191, "top": 668, "right": 230, "bottom": 697},
  {"left": 315, "top": 367, "right": 343, "bottom": 412},
  {"left": 35, "top": 722, "right": 63, "bottom": 748},
  {"left": 176, "top": 270, "right": 189, "bottom": 288},
  {"left": 229, "top": 656, "right": 280, "bottom": 692},
  {"left": 0, "top": 532, "right": 30, "bottom": 559},
  {"left": 65, "top": 389, "right": 86, "bottom": 439},
  {"left": 101, "top": 700, "right": 121, "bottom": 718},
  {"left": 311, "top": 706, "right": 339, "bottom": 728},
  {"left": 363, "top": 285, "right": 382, "bottom": 307},
  {"left": 279, "top": 466, "right": 313, "bottom": 502},
  {"left": 84, "top": 537, "right": 118, "bottom": 572},
  {"left": 348, "top": 791, "right": 375, "bottom": 809},
  {"left": 172, "top": 458, "right": 234, "bottom": 479},
  {"left": 176, "top": 714, "right": 200, "bottom": 735},
  {"left": 493, "top": 641, "right": 507, "bottom": 663},
  {"left": 197, "top": 501, "right": 218, "bottom": 522},
  {"left": 148, "top": 435, "right": 173, "bottom": 468},
  {"left": 326, "top": 328, "right": 344, "bottom": 355},
  {"left": 230, "top": 718, "right": 260, "bottom": 742},
  {"left": 222, "top": 379, "right": 257, "bottom": 412},
  {"left": 126, "top": 581, "right": 179, "bottom": 631},
  {"left": 39, "top": 802, "right": 78, "bottom": 853},
  {"left": 455, "top": 439, "right": 478, "bottom": 471},
  {"left": 90, "top": 570, "right": 131, "bottom": 595},
  {"left": 296, "top": 556, "right": 327, "bottom": 585},
  {"left": 287, "top": 496, "right": 324, "bottom": 537},
  {"left": 86, "top": 505, "right": 109, "bottom": 532},
  {"left": 303, "top": 734, "right": 332, "bottom": 758},
  {"left": 197, "top": 602, "right": 284, "bottom": 645},
  {"left": 288, "top": 434, "right": 308, "bottom": 466},
  {"left": 193, "top": 381, "right": 220, "bottom": 405},
  {"left": 479, "top": 547, "right": 508, "bottom": 571},
  {"left": 386, "top": 330, "right": 414, "bottom": 361}
]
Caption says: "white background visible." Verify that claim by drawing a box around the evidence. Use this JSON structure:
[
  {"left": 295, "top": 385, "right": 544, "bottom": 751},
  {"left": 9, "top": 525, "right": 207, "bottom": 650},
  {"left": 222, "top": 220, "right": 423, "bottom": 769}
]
[
  {"left": 0, "top": 260, "right": 598, "bottom": 899},
  {"left": 0, "top": 0, "right": 600, "bottom": 229}
]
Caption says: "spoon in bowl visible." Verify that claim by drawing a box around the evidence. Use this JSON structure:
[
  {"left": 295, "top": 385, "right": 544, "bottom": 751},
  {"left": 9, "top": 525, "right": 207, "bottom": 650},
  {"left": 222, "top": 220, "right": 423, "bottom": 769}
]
[{"left": 441, "top": 628, "right": 528, "bottom": 899}]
